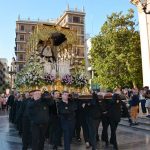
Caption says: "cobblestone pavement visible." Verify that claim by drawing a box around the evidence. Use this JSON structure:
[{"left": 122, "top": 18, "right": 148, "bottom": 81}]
[{"left": 0, "top": 111, "right": 150, "bottom": 150}]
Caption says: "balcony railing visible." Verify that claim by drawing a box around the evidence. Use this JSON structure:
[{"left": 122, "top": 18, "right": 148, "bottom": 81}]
[
  {"left": 15, "top": 59, "right": 26, "bottom": 62},
  {"left": 66, "top": 8, "right": 85, "bottom": 13},
  {"left": 16, "top": 29, "right": 26, "bottom": 33},
  {"left": 17, "top": 17, "right": 56, "bottom": 24},
  {"left": 15, "top": 38, "right": 26, "bottom": 42},
  {"left": 15, "top": 47, "right": 26, "bottom": 52}
]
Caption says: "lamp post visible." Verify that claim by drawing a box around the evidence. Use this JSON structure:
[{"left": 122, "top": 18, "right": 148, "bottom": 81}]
[{"left": 8, "top": 57, "right": 16, "bottom": 90}]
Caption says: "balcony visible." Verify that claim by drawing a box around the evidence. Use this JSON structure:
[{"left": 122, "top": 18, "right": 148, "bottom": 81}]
[
  {"left": 67, "top": 22, "right": 84, "bottom": 27},
  {"left": 15, "top": 59, "right": 26, "bottom": 63},
  {"left": 16, "top": 29, "right": 26, "bottom": 33},
  {"left": 67, "top": 16, "right": 84, "bottom": 25},
  {"left": 15, "top": 47, "right": 26, "bottom": 53},
  {"left": 15, "top": 38, "right": 26, "bottom": 43}
]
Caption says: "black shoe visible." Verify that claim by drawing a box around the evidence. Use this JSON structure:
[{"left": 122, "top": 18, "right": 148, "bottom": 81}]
[
  {"left": 128, "top": 118, "right": 132, "bottom": 124},
  {"left": 96, "top": 136, "right": 100, "bottom": 141},
  {"left": 110, "top": 140, "right": 114, "bottom": 145},
  {"left": 113, "top": 145, "right": 118, "bottom": 150},
  {"left": 58, "top": 143, "right": 62, "bottom": 147},
  {"left": 105, "top": 141, "right": 109, "bottom": 147},
  {"left": 130, "top": 122, "right": 135, "bottom": 126},
  {"left": 53, "top": 145, "right": 58, "bottom": 150},
  {"left": 134, "top": 122, "right": 139, "bottom": 125},
  {"left": 92, "top": 148, "right": 97, "bottom": 150}
]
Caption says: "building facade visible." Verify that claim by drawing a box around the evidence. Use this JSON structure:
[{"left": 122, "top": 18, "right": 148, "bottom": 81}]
[
  {"left": 56, "top": 6, "right": 85, "bottom": 64},
  {"left": 15, "top": 6, "right": 85, "bottom": 72},
  {"left": 0, "top": 58, "right": 9, "bottom": 87},
  {"left": 15, "top": 17, "right": 55, "bottom": 71},
  {"left": 0, "top": 60, "right": 4, "bottom": 86}
]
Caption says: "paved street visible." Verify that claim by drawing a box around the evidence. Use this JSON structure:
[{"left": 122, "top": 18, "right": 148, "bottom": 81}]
[{"left": 0, "top": 111, "right": 150, "bottom": 150}]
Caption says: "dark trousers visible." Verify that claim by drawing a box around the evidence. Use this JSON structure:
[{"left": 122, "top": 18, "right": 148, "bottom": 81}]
[
  {"left": 101, "top": 116, "right": 118, "bottom": 147},
  {"left": 110, "top": 121, "right": 118, "bottom": 147},
  {"left": 75, "top": 114, "right": 82, "bottom": 139},
  {"left": 61, "top": 119, "right": 75, "bottom": 150},
  {"left": 140, "top": 99, "right": 147, "bottom": 113},
  {"left": 75, "top": 112, "right": 90, "bottom": 143},
  {"left": 17, "top": 118, "right": 22, "bottom": 136},
  {"left": 31, "top": 123, "right": 48, "bottom": 150},
  {"left": 50, "top": 117, "right": 62, "bottom": 146},
  {"left": 9, "top": 107, "right": 14, "bottom": 122},
  {"left": 22, "top": 117, "right": 31, "bottom": 150},
  {"left": 86, "top": 117, "right": 99, "bottom": 150},
  {"left": 101, "top": 116, "right": 109, "bottom": 143},
  {"left": 81, "top": 115, "right": 89, "bottom": 142}
]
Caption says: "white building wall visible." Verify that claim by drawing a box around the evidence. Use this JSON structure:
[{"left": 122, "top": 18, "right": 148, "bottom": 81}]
[{"left": 136, "top": 0, "right": 150, "bottom": 87}]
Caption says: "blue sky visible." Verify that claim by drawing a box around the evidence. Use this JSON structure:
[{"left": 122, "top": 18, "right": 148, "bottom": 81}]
[{"left": 0, "top": 0, "right": 137, "bottom": 65}]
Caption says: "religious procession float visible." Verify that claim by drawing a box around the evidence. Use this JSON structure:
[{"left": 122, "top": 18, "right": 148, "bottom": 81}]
[{"left": 15, "top": 24, "right": 89, "bottom": 94}]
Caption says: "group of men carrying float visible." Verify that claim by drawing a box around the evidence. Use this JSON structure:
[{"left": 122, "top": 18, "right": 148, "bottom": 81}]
[{"left": 7, "top": 89, "right": 131, "bottom": 150}]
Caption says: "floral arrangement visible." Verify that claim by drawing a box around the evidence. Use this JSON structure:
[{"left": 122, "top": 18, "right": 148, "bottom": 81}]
[
  {"left": 43, "top": 73, "right": 56, "bottom": 84},
  {"left": 61, "top": 74, "right": 88, "bottom": 88},
  {"left": 15, "top": 60, "right": 44, "bottom": 88},
  {"left": 61, "top": 74, "right": 74, "bottom": 86},
  {"left": 73, "top": 74, "right": 88, "bottom": 88},
  {"left": 23, "top": 61, "right": 44, "bottom": 86},
  {"left": 15, "top": 54, "right": 89, "bottom": 90},
  {"left": 24, "top": 72, "right": 42, "bottom": 86},
  {"left": 15, "top": 71, "right": 25, "bottom": 88}
]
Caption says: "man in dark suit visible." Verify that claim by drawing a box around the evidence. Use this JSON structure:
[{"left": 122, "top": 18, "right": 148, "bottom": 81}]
[
  {"left": 49, "top": 90, "right": 62, "bottom": 150},
  {"left": 16, "top": 91, "right": 33, "bottom": 150},
  {"left": 58, "top": 91, "right": 77, "bottom": 150},
  {"left": 101, "top": 92, "right": 122, "bottom": 150},
  {"left": 7, "top": 91, "right": 15, "bottom": 122},
  {"left": 28, "top": 90, "right": 51, "bottom": 150}
]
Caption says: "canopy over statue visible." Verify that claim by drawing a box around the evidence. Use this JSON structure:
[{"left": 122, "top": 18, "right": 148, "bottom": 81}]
[{"left": 26, "top": 24, "right": 77, "bottom": 77}]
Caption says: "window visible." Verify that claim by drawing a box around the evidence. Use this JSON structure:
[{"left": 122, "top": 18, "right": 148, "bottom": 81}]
[
  {"left": 80, "top": 17, "right": 84, "bottom": 24},
  {"left": 68, "top": 16, "right": 72, "bottom": 22},
  {"left": 20, "top": 44, "right": 25, "bottom": 51},
  {"left": 77, "top": 27, "right": 83, "bottom": 34},
  {"left": 19, "top": 64, "right": 24, "bottom": 70},
  {"left": 77, "top": 37, "right": 80, "bottom": 45},
  {"left": 19, "top": 54, "right": 23, "bottom": 60},
  {"left": 77, "top": 36, "right": 84, "bottom": 45},
  {"left": 81, "top": 27, "right": 84, "bottom": 34},
  {"left": 32, "top": 26, "right": 35, "bottom": 32},
  {"left": 81, "top": 36, "right": 84, "bottom": 45},
  {"left": 20, "top": 25, "right": 24, "bottom": 31},
  {"left": 76, "top": 48, "right": 80, "bottom": 55},
  {"left": 78, "top": 48, "right": 84, "bottom": 57},
  {"left": 20, "top": 35, "right": 25, "bottom": 41},
  {"left": 73, "top": 16, "right": 80, "bottom": 23}
]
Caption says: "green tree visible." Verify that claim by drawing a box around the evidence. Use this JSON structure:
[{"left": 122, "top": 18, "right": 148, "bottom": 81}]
[{"left": 90, "top": 9, "right": 142, "bottom": 89}]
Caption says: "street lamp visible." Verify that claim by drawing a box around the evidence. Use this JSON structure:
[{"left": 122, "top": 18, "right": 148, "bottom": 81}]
[
  {"left": 8, "top": 57, "right": 16, "bottom": 90},
  {"left": 131, "top": 0, "right": 150, "bottom": 14}
]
